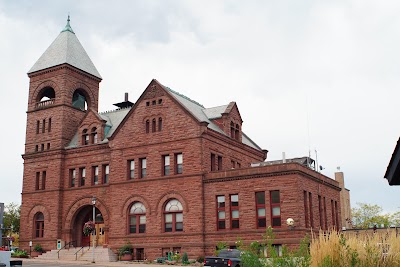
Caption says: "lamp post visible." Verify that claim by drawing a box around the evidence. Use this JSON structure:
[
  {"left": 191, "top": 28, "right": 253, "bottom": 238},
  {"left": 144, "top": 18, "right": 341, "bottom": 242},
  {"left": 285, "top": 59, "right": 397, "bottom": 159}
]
[{"left": 91, "top": 196, "right": 96, "bottom": 263}]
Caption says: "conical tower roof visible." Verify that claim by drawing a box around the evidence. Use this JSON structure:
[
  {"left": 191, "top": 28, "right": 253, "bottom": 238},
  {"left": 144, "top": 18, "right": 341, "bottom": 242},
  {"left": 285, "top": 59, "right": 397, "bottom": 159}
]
[{"left": 28, "top": 16, "right": 102, "bottom": 79}]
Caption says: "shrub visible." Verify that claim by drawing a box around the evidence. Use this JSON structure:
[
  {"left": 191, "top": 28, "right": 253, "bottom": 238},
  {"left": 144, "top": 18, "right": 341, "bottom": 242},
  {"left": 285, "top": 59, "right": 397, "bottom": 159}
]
[
  {"left": 12, "top": 250, "right": 28, "bottom": 258},
  {"left": 172, "top": 252, "right": 181, "bottom": 262},
  {"left": 196, "top": 256, "right": 204, "bottom": 263},
  {"left": 33, "top": 244, "right": 43, "bottom": 252},
  {"left": 182, "top": 252, "right": 189, "bottom": 264},
  {"left": 215, "top": 241, "right": 228, "bottom": 256},
  {"left": 118, "top": 242, "right": 133, "bottom": 256}
]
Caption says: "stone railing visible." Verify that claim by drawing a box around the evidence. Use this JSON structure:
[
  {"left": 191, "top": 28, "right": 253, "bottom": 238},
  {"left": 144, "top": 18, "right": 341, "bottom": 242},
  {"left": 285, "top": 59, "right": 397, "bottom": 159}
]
[{"left": 35, "top": 98, "right": 55, "bottom": 109}]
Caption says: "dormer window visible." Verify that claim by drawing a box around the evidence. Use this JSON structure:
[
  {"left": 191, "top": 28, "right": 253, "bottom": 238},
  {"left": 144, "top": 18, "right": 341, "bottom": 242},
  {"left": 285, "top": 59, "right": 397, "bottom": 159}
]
[
  {"left": 82, "top": 129, "right": 89, "bottom": 145},
  {"left": 230, "top": 122, "right": 235, "bottom": 138},
  {"left": 91, "top": 127, "right": 98, "bottom": 144},
  {"left": 235, "top": 124, "right": 240, "bottom": 140}
]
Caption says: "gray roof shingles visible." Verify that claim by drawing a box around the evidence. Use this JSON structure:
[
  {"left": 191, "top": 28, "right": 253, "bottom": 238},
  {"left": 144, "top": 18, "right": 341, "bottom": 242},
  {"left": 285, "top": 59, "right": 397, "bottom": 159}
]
[
  {"left": 66, "top": 84, "right": 262, "bottom": 152},
  {"left": 28, "top": 24, "right": 102, "bottom": 79}
]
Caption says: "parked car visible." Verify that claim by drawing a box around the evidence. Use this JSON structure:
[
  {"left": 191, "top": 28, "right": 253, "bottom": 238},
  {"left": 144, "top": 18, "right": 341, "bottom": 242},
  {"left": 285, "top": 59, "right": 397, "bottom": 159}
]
[{"left": 204, "top": 249, "right": 241, "bottom": 267}]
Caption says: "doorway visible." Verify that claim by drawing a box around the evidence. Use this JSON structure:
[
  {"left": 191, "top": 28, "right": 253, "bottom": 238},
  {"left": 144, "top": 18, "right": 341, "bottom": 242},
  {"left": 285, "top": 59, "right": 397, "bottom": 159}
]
[{"left": 72, "top": 205, "right": 105, "bottom": 247}]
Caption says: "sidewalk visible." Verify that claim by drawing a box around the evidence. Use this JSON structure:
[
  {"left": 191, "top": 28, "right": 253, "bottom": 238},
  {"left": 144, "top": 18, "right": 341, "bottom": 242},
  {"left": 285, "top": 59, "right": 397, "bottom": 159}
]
[{"left": 20, "top": 258, "right": 169, "bottom": 266}]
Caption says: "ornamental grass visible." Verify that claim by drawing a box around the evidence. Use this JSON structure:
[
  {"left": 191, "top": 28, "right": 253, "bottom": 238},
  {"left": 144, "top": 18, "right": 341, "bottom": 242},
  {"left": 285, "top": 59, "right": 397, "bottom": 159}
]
[{"left": 310, "top": 229, "right": 400, "bottom": 267}]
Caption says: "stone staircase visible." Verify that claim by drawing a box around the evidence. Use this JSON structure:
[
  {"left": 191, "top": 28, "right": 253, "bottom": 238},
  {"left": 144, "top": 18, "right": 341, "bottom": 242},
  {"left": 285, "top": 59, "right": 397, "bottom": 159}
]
[{"left": 37, "top": 246, "right": 118, "bottom": 262}]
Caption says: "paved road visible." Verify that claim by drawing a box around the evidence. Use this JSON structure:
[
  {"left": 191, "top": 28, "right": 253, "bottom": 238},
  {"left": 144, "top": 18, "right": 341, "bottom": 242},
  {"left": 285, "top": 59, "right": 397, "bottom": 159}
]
[{"left": 15, "top": 259, "right": 167, "bottom": 267}]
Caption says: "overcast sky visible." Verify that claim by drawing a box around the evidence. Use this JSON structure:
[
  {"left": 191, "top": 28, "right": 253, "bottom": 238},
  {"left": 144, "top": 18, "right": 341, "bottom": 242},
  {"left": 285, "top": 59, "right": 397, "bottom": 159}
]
[{"left": 1, "top": 1, "right": 399, "bottom": 214}]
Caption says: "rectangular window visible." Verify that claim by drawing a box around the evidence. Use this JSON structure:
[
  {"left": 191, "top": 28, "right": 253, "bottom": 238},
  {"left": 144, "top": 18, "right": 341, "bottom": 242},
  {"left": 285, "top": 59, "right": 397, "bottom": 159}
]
[
  {"left": 140, "top": 158, "right": 146, "bottom": 178},
  {"left": 35, "top": 172, "right": 40, "bottom": 190},
  {"left": 84, "top": 134, "right": 89, "bottom": 145},
  {"left": 217, "top": 156, "right": 223, "bottom": 170},
  {"left": 163, "top": 155, "right": 170, "bottom": 176},
  {"left": 230, "top": 194, "right": 239, "bottom": 229},
  {"left": 237, "top": 162, "right": 241, "bottom": 168},
  {"left": 318, "top": 195, "right": 323, "bottom": 229},
  {"left": 42, "top": 171, "right": 46, "bottom": 190},
  {"left": 42, "top": 119, "right": 45, "bottom": 133},
  {"left": 129, "top": 160, "right": 135, "bottom": 179},
  {"left": 270, "top": 190, "right": 281, "bottom": 227},
  {"left": 103, "top": 165, "right": 109, "bottom": 184},
  {"left": 47, "top": 143, "right": 50, "bottom": 150},
  {"left": 304, "top": 191, "right": 309, "bottom": 228},
  {"left": 331, "top": 200, "right": 335, "bottom": 228},
  {"left": 35, "top": 221, "right": 44, "bottom": 238},
  {"left": 335, "top": 201, "right": 339, "bottom": 228},
  {"left": 175, "top": 153, "right": 183, "bottom": 174},
  {"left": 231, "top": 160, "right": 235, "bottom": 169},
  {"left": 217, "top": 196, "right": 226, "bottom": 230},
  {"left": 211, "top": 153, "right": 216, "bottom": 171},
  {"left": 36, "top": 120, "right": 40, "bottom": 134},
  {"left": 70, "top": 169, "right": 76, "bottom": 187},
  {"left": 152, "top": 119, "right": 156, "bottom": 132},
  {"left": 48, "top": 118, "right": 51, "bottom": 132},
  {"left": 165, "top": 214, "right": 172, "bottom": 232},
  {"left": 256, "top": 192, "right": 266, "bottom": 228},
  {"left": 309, "top": 192, "right": 314, "bottom": 228},
  {"left": 272, "top": 245, "right": 283, "bottom": 257},
  {"left": 93, "top": 166, "right": 99, "bottom": 185},
  {"left": 80, "top": 168, "right": 86, "bottom": 186},
  {"left": 41, "top": 144, "right": 44, "bottom": 151}
]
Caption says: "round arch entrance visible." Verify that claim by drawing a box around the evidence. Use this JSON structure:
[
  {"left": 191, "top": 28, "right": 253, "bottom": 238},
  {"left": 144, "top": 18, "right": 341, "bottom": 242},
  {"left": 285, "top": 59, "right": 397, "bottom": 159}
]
[{"left": 72, "top": 205, "right": 105, "bottom": 247}]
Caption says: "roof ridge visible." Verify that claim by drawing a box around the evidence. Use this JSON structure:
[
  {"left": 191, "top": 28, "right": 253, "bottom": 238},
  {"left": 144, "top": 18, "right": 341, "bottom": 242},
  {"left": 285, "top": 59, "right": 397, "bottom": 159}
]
[
  {"left": 203, "top": 104, "right": 228, "bottom": 110},
  {"left": 165, "top": 87, "right": 205, "bottom": 108},
  {"left": 99, "top": 106, "right": 132, "bottom": 115}
]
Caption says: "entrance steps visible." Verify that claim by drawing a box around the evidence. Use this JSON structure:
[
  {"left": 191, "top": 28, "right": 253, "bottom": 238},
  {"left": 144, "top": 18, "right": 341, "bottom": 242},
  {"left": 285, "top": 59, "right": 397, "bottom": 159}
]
[{"left": 37, "top": 246, "right": 118, "bottom": 262}]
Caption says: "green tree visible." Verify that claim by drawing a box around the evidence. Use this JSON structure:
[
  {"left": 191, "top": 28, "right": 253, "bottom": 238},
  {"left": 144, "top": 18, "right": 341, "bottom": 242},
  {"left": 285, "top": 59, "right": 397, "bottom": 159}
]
[
  {"left": 390, "top": 211, "right": 400, "bottom": 226},
  {"left": 3, "top": 203, "right": 20, "bottom": 235},
  {"left": 351, "top": 202, "right": 390, "bottom": 228}
]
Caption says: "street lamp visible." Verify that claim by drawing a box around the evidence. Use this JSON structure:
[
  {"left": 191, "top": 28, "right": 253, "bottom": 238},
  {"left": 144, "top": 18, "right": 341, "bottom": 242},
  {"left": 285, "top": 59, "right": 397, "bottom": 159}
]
[{"left": 91, "top": 196, "right": 96, "bottom": 263}]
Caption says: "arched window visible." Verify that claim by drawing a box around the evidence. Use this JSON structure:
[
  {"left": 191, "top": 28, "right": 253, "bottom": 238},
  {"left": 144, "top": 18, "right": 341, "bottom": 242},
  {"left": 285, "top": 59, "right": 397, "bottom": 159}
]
[
  {"left": 35, "top": 212, "right": 44, "bottom": 238},
  {"left": 82, "top": 129, "right": 89, "bottom": 145},
  {"left": 72, "top": 90, "right": 88, "bottom": 111},
  {"left": 91, "top": 127, "right": 98, "bottom": 144},
  {"left": 235, "top": 124, "right": 240, "bottom": 140},
  {"left": 230, "top": 122, "right": 235, "bottom": 138},
  {"left": 145, "top": 120, "right": 150, "bottom": 133},
  {"left": 36, "top": 87, "right": 55, "bottom": 108},
  {"left": 129, "top": 202, "right": 146, "bottom": 234},
  {"left": 152, "top": 119, "right": 156, "bottom": 133},
  {"left": 164, "top": 199, "right": 183, "bottom": 232},
  {"left": 158, "top": 118, "right": 163, "bottom": 132}
]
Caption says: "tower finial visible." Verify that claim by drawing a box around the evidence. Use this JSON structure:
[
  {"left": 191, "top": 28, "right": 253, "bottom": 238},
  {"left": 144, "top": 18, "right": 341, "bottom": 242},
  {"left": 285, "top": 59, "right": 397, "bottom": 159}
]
[{"left": 61, "top": 14, "right": 75, "bottom": 34}]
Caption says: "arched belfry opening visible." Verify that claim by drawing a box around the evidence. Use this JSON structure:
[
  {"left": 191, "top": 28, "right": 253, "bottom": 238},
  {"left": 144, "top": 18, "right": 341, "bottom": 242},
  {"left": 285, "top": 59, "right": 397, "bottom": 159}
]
[
  {"left": 72, "top": 205, "right": 105, "bottom": 247},
  {"left": 37, "top": 87, "right": 55, "bottom": 102},
  {"left": 72, "top": 89, "right": 89, "bottom": 111}
]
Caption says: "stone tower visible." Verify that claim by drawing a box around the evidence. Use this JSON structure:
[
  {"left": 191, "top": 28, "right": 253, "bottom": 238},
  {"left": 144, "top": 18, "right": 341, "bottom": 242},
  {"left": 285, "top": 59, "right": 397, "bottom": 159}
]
[{"left": 20, "top": 17, "right": 101, "bottom": 246}]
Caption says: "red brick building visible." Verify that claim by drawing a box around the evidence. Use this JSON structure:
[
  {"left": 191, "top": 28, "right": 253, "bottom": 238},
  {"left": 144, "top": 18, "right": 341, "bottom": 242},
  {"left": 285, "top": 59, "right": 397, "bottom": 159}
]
[{"left": 20, "top": 19, "right": 342, "bottom": 260}]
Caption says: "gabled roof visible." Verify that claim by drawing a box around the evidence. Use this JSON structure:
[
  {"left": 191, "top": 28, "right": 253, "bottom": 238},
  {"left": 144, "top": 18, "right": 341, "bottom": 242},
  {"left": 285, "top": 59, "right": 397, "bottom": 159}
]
[
  {"left": 66, "top": 107, "right": 130, "bottom": 148},
  {"left": 66, "top": 79, "right": 262, "bottom": 152},
  {"left": 203, "top": 105, "right": 229, "bottom": 120},
  {"left": 28, "top": 17, "right": 102, "bottom": 79},
  {"left": 163, "top": 85, "right": 262, "bottom": 151}
]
